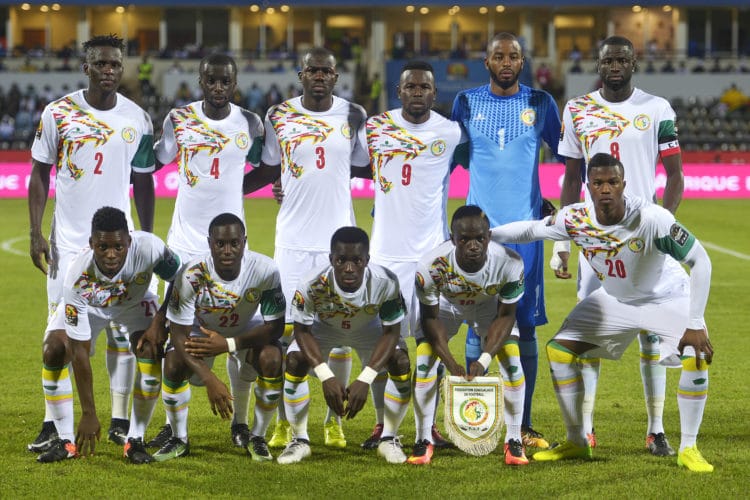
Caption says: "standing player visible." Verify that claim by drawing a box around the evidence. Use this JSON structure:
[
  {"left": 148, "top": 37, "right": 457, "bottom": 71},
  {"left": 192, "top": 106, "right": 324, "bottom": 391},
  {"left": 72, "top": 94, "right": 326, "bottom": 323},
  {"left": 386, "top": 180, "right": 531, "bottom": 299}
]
[
  {"left": 451, "top": 32, "right": 563, "bottom": 449},
  {"left": 243, "top": 47, "right": 369, "bottom": 449},
  {"left": 410, "top": 206, "right": 528, "bottom": 466},
  {"left": 276, "top": 227, "right": 412, "bottom": 465},
  {"left": 28, "top": 34, "right": 155, "bottom": 454},
  {"left": 555, "top": 35, "right": 684, "bottom": 455},
  {"left": 37, "top": 207, "right": 180, "bottom": 463},
  {"left": 491, "top": 153, "right": 714, "bottom": 473},
  {"left": 145, "top": 213, "right": 285, "bottom": 462},
  {"left": 150, "top": 52, "right": 265, "bottom": 451}
]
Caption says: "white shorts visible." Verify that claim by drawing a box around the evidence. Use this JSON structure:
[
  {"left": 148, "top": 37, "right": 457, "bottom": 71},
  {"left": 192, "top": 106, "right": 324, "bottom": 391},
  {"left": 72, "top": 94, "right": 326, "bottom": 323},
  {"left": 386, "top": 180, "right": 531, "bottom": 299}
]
[
  {"left": 414, "top": 297, "right": 518, "bottom": 344},
  {"left": 370, "top": 257, "right": 418, "bottom": 339},
  {"left": 275, "top": 246, "right": 330, "bottom": 323},
  {"left": 555, "top": 287, "right": 701, "bottom": 367}
]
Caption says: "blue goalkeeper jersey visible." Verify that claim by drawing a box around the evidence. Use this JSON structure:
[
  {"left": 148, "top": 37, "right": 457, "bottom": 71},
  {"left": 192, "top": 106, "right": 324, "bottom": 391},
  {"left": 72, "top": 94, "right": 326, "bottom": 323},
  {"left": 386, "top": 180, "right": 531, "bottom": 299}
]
[{"left": 451, "top": 83, "right": 562, "bottom": 226}]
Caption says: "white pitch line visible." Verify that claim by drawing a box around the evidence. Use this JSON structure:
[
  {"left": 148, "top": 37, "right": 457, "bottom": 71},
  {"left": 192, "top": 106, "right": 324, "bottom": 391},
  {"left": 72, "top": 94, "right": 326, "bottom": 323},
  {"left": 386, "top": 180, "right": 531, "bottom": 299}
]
[
  {"left": 701, "top": 241, "right": 750, "bottom": 261},
  {"left": 1, "top": 235, "right": 28, "bottom": 257}
]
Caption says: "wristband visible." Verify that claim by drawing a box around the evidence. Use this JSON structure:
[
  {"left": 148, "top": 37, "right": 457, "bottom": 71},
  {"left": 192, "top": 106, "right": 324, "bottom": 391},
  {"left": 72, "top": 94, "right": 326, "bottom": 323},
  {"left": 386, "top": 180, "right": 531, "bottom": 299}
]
[
  {"left": 553, "top": 240, "right": 571, "bottom": 255},
  {"left": 356, "top": 366, "right": 378, "bottom": 385},
  {"left": 477, "top": 352, "right": 493, "bottom": 370},
  {"left": 313, "top": 362, "right": 336, "bottom": 382},
  {"left": 225, "top": 337, "right": 237, "bottom": 354}
]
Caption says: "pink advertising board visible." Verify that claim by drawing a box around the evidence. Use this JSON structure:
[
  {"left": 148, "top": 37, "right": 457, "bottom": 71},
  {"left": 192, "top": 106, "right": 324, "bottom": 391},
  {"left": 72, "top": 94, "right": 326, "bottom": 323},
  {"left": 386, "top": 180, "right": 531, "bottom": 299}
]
[{"left": 1, "top": 162, "right": 749, "bottom": 199}]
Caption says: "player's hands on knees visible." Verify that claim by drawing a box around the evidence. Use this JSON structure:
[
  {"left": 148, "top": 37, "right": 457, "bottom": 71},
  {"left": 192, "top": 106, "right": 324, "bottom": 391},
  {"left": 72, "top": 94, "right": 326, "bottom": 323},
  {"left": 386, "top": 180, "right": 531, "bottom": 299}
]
[
  {"left": 344, "top": 381, "right": 369, "bottom": 419},
  {"left": 75, "top": 413, "right": 101, "bottom": 457},
  {"left": 137, "top": 314, "right": 168, "bottom": 356},
  {"left": 678, "top": 328, "right": 713, "bottom": 369},
  {"left": 206, "top": 377, "right": 234, "bottom": 419},
  {"left": 186, "top": 327, "right": 229, "bottom": 358},
  {"left": 550, "top": 241, "right": 572, "bottom": 279},
  {"left": 272, "top": 179, "right": 284, "bottom": 205},
  {"left": 321, "top": 378, "right": 346, "bottom": 417},
  {"left": 29, "top": 232, "right": 52, "bottom": 275}
]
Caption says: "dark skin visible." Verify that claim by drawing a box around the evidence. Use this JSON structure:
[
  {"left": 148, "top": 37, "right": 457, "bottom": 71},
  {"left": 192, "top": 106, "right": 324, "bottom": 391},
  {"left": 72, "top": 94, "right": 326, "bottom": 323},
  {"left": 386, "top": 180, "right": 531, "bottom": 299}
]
[
  {"left": 556, "top": 42, "right": 683, "bottom": 278},
  {"left": 555, "top": 165, "right": 712, "bottom": 367},
  {"left": 485, "top": 37, "right": 524, "bottom": 97},
  {"left": 421, "top": 216, "right": 518, "bottom": 380},
  {"left": 29, "top": 45, "right": 154, "bottom": 275},
  {"left": 286, "top": 241, "right": 408, "bottom": 419}
]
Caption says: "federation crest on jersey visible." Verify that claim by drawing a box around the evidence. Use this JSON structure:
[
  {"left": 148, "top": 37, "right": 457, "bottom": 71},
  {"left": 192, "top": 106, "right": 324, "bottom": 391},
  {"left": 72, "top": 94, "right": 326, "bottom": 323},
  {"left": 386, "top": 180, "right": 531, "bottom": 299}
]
[
  {"left": 430, "top": 139, "right": 447, "bottom": 156},
  {"left": 65, "top": 304, "right": 79, "bottom": 326},
  {"left": 485, "top": 284, "right": 498, "bottom": 296},
  {"left": 633, "top": 114, "right": 651, "bottom": 131},
  {"left": 121, "top": 127, "right": 136, "bottom": 143},
  {"left": 628, "top": 238, "right": 645, "bottom": 253},
  {"left": 341, "top": 123, "right": 353, "bottom": 139},
  {"left": 244, "top": 288, "right": 259, "bottom": 303},
  {"left": 133, "top": 272, "right": 149, "bottom": 285},
  {"left": 363, "top": 304, "right": 379, "bottom": 315},
  {"left": 292, "top": 290, "right": 305, "bottom": 311},
  {"left": 235, "top": 132, "right": 249, "bottom": 149},
  {"left": 520, "top": 108, "right": 536, "bottom": 126}
]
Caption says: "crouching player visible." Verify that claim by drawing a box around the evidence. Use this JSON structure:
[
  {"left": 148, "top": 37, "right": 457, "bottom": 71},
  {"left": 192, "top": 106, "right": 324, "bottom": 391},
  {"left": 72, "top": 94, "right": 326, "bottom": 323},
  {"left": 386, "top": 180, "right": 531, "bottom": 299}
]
[
  {"left": 491, "top": 153, "right": 715, "bottom": 472},
  {"left": 38, "top": 206, "right": 181, "bottom": 464},
  {"left": 410, "top": 205, "right": 529, "bottom": 466},
  {"left": 149, "top": 213, "right": 286, "bottom": 461},
  {"left": 276, "top": 227, "right": 412, "bottom": 465}
]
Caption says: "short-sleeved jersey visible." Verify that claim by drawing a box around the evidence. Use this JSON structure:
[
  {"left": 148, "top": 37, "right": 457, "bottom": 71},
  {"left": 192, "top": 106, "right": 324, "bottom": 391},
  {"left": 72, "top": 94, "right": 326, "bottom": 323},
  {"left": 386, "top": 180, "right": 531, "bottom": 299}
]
[
  {"left": 362, "top": 109, "right": 466, "bottom": 261},
  {"left": 261, "top": 96, "right": 369, "bottom": 251},
  {"left": 31, "top": 90, "right": 155, "bottom": 252},
  {"left": 63, "top": 232, "right": 181, "bottom": 341},
  {"left": 290, "top": 264, "right": 405, "bottom": 332},
  {"left": 451, "top": 84, "right": 562, "bottom": 226},
  {"left": 558, "top": 88, "right": 680, "bottom": 201},
  {"left": 415, "top": 240, "right": 524, "bottom": 315},
  {"left": 166, "top": 249, "right": 286, "bottom": 337},
  {"left": 155, "top": 101, "right": 263, "bottom": 256}
]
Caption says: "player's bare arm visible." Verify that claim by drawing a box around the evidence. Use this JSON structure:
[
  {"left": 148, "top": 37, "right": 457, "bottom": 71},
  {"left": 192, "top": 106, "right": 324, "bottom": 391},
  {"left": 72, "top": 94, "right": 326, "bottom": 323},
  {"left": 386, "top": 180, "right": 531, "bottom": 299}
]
[
  {"left": 187, "top": 317, "right": 284, "bottom": 357},
  {"left": 69, "top": 337, "right": 101, "bottom": 456},
  {"left": 243, "top": 162, "right": 280, "bottom": 195},
  {"left": 295, "top": 322, "right": 347, "bottom": 417},
  {"left": 471, "top": 301, "right": 517, "bottom": 378},
  {"left": 661, "top": 153, "right": 684, "bottom": 214},
  {"left": 551, "top": 157, "right": 584, "bottom": 279},
  {"left": 420, "top": 302, "right": 464, "bottom": 377},
  {"left": 28, "top": 159, "right": 54, "bottom": 275},
  {"left": 132, "top": 171, "right": 155, "bottom": 232},
  {"left": 345, "top": 322, "right": 402, "bottom": 419}
]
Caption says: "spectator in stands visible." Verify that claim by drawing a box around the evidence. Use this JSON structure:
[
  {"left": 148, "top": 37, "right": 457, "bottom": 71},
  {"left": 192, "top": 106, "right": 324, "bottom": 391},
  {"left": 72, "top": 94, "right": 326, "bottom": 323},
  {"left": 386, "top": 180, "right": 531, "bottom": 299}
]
[
  {"left": 719, "top": 83, "right": 749, "bottom": 114},
  {"left": 535, "top": 62, "right": 553, "bottom": 92},
  {"left": 265, "top": 83, "right": 283, "bottom": 108},
  {"left": 138, "top": 54, "right": 154, "bottom": 95},
  {"left": 6, "top": 83, "right": 21, "bottom": 117},
  {"left": 55, "top": 57, "right": 73, "bottom": 72},
  {"left": 677, "top": 60, "right": 688, "bottom": 73},
  {"left": 246, "top": 82, "right": 264, "bottom": 114},
  {"left": 20, "top": 56, "right": 38, "bottom": 72},
  {"left": 0, "top": 114, "right": 14, "bottom": 141},
  {"left": 337, "top": 83, "right": 353, "bottom": 101},
  {"left": 368, "top": 72, "right": 382, "bottom": 114},
  {"left": 0, "top": 57, "right": 6, "bottom": 71},
  {"left": 174, "top": 81, "right": 193, "bottom": 107},
  {"left": 709, "top": 57, "right": 724, "bottom": 73},
  {"left": 167, "top": 59, "right": 184, "bottom": 74},
  {"left": 661, "top": 59, "right": 676, "bottom": 73},
  {"left": 692, "top": 60, "right": 706, "bottom": 73},
  {"left": 644, "top": 60, "right": 656, "bottom": 74}
]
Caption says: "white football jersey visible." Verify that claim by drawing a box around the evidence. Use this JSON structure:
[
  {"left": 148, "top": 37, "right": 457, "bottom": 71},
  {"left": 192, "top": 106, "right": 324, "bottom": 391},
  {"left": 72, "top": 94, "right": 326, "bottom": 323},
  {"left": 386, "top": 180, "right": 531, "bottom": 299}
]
[
  {"left": 290, "top": 264, "right": 405, "bottom": 333},
  {"left": 167, "top": 249, "right": 285, "bottom": 337},
  {"left": 63, "top": 232, "right": 181, "bottom": 340},
  {"left": 156, "top": 101, "right": 264, "bottom": 256},
  {"left": 362, "top": 110, "right": 465, "bottom": 261},
  {"left": 262, "top": 96, "right": 369, "bottom": 251},
  {"left": 558, "top": 88, "right": 680, "bottom": 201},
  {"left": 31, "top": 90, "right": 155, "bottom": 252},
  {"left": 416, "top": 240, "right": 525, "bottom": 314}
]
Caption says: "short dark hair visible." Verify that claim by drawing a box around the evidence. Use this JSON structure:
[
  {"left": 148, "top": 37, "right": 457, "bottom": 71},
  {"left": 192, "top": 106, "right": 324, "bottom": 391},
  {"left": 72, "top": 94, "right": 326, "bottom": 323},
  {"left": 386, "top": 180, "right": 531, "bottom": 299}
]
[
  {"left": 92, "top": 206, "right": 128, "bottom": 233},
  {"left": 451, "top": 205, "right": 490, "bottom": 231},
  {"left": 401, "top": 60, "right": 434, "bottom": 75},
  {"left": 302, "top": 47, "right": 336, "bottom": 68},
  {"left": 83, "top": 34, "right": 125, "bottom": 54},
  {"left": 208, "top": 212, "right": 245, "bottom": 236},
  {"left": 599, "top": 36, "right": 635, "bottom": 56},
  {"left": 331, "top": 226, "right": 369, "bottom": 252},
  {"left": 199, "top": 52, "right": 237, "bottom": 76},
  {"left": 487, "top": 32, "right": 521, "bottom": 55},
  {"left": 587, "top": 152, "right": 625, "bottom": 178}
]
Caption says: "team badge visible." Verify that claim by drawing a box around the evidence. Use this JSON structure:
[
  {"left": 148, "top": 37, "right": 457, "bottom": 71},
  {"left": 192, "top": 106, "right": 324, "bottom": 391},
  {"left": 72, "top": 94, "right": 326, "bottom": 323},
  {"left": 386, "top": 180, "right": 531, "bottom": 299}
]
[
  {"left": 235, "top": 132, "right": 249, "bottom": 149},
  {"left": 520, "top": 108, "right": 536, "bottom": 126},
  {"left": 364, "top": 304, "right": 379, "bottom": 315},
  {"left": 244, "top": 288, "right": 259, "bottom": 303},
  {"left": 628, "top": 238, "right": 645, "bottom": 253},
  {"left": 430, "top": 139, "right": 447, "bottom": 156},
  {"left": 415, "top": 272, "right": 425, "bottom": 291},
  {"left": 65, "top": 304, "right": 79, "bottom": 326},
  {"left": 121, "top": 127, "right": 136, "bottom": 143},
  {"left": 341, "top": 123, "right": 353, "bottom": 139},
  {"left": 670, "top": 223, "right": 690, "bottom": 246},
  {"left": 485, "top": 284, "right": 498, "bottom": 295},
  {"left": 292, "top": 290, "right": 305, "bottom": 311},
  {"left": 134, "top": 272, "right": 149, "bottom": 285},
  {"left": 460, "top": 398, "right": 490, "bottom": 427},
  {"left": 633, "top": 114, "right": 651, "bottom": 131}
]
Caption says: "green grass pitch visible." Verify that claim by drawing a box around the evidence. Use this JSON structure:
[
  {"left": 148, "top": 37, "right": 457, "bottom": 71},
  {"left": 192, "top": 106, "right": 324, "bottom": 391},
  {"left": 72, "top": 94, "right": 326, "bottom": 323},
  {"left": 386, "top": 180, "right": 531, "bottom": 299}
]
[{"left": 1, "top": 197, "right": 748, "bottom": 497}]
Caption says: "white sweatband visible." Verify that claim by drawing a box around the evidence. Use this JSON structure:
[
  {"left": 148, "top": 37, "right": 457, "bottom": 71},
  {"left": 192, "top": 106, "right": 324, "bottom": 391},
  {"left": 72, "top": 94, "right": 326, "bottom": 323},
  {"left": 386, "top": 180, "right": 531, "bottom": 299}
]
[
  {"left": 553, "top": 240, "right": 570, "bottom": 256},
  {"left": 313, "top": 363, "right": 336, "bottom": 382},
  {"left": 477, "top": 353, "right": 493, "bottom": 370},
  {"left": 225, "top": 337, "right": 237, "bottom": 354},
  {"left": 356, "top": 366, "right": 378, "bottom": 385}
]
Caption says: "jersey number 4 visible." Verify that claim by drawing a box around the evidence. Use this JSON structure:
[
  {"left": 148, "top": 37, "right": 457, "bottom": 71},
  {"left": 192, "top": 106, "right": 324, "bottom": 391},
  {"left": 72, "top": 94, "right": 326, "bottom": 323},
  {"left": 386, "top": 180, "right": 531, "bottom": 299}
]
[{"left": 210, "top": 158, "right": 221, "bottom": 178}]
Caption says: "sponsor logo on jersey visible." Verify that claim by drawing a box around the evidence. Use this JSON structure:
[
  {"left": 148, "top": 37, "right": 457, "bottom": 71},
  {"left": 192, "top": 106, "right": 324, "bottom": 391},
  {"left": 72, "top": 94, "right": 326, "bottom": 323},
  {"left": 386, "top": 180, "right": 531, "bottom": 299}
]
[
  {"left": 628, "top": 238, "right": 645, "bottom": 253},
  {"left": 670, "top": 223, "right": 690, "bottom": 246},
  {"left": 473, "top": 112, "right": 486, "bottom": 121},
  {"left": 244, "top": 288, "right": 259, "bottom": 303},
  {"left": 431, "top": 139, "right": 447, "bottom": 156},
  {"left": 292, "top": 290, "right": 305, "bottom": 311},
  {"left": 633, "top": 114, "right": 651, "bottom": 131},
  {"left": 235, "top": 132, "right": 249, "bottom": 149},
  {"left": 65, "top": 304, "right": 78, "bottom": 326},
  {"left": 520, "top": 108, "right": 536, "bottom": 126},
  {"left": 341, "top": 123, "right": 353, "bottom": 139},
  {"left": 364, "top": 304, "right": 379, "bottom": 315},
  {"left": 134, "top": 272, "right": 149, "bottom": 285},
  {"left": 415, "top": 272, "right": 425, "bottom": 291},
  {"left": 121, "top": 127, "right": 136, "bottom": 143}
]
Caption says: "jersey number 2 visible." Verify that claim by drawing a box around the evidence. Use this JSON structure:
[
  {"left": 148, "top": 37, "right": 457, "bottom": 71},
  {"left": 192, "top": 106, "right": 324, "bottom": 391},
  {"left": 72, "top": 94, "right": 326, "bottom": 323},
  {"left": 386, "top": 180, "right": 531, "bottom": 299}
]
[{"left": 94, "top": 152, "right": 104, "bottom": 174}]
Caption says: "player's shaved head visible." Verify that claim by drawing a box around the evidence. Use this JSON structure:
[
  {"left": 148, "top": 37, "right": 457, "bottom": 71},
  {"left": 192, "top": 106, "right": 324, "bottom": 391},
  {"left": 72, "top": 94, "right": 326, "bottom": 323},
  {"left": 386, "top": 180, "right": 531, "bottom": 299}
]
[
  {"left": 599, "top": 35, "right": 634, "bottom": 56},
  {"left": 487, "top": 32, "right": 521, "bottom": 56},
  {"left": 91, "top": 206, "right": 128, "bottom": 233}
]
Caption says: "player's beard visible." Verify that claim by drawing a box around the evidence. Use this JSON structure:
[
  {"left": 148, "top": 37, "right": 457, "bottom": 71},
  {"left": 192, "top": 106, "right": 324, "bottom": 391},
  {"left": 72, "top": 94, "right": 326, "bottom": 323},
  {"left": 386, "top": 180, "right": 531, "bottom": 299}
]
[{"left": 490, "top": 70, "right": 519, "bottom": 90}]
